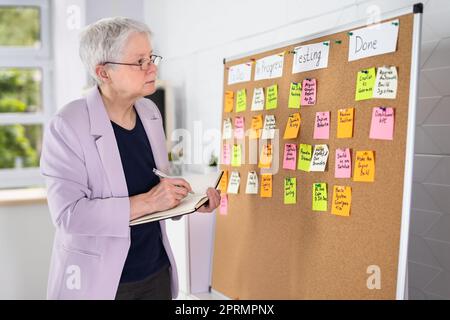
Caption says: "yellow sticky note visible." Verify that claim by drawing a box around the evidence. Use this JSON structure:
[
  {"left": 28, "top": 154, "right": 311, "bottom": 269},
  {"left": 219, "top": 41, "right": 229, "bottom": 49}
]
[
  {"left": 258, "top": 143, "right": 272, "bottom": 168},
  {"left": 236, "top": 89, "right": 247, "bottom": 112},
  {"left": 283, "top": 113, "right": 301, "bottom": 139},
  {"left": 355, "top": 68, "right": 376, "bottom": 101},
  {"left": 284, "top": 177, "right": 296, "bottom": 204},
  {"left": 218, "top": 171, "right": 228, "bottom": 194},
  {"left": 266, "top": 84, "right": 278, "bottom": 110},
  {"left": 312, "top": 183, "right": 328, "bottom": 211},
  {"left": 332, "top": 185, "right": 352, "bottom": 217},
  {"left": 353, "top": 151, "right": 375, "bottom": 182},
  {"left": 297, "top": 143, "right": 312, "bottom": 172},
  {"left": 250, "top": 114, "right": 263, "bottom": 139},
  {"left": 231, "top": 144, "right": 242, "bottom": 167},
  {"left": 337, "top": 108, "right": 354, "bottom": 138},
  {"left": 261, "top": 174, "right": 272, "bottom": 198},
  {"left": 224, "top": 91, "right": 234, "bottom": 113},
  {"left": 288, "top": 82, "right": 302, "bottom": 109}
]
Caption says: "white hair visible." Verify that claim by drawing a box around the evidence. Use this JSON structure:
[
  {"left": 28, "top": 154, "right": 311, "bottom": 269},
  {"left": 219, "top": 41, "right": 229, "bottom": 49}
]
[{"left": 79, "top": 17, "right": 152, "bottom": 84}]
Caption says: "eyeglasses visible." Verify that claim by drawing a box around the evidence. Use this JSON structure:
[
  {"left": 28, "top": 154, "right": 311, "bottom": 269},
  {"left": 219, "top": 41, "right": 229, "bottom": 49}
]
[{"left": 102, "top": 54, "right": 163, "bottom": 71}]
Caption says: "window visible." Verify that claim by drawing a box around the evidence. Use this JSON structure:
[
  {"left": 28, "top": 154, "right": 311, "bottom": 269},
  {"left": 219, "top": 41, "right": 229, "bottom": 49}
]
[{"left": 0, "top": 0, "right": 51, "bottom": 189}]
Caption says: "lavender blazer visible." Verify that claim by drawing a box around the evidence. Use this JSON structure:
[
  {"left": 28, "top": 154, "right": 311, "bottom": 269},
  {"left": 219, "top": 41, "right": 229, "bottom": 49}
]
[{"left": 40, "top": 86, "right": 178, "bottom": 299}]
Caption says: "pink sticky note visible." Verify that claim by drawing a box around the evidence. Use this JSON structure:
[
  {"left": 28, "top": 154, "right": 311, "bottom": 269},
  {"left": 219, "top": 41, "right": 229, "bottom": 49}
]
[
  {"left": 313, "top": 111, "right": 330, "bottom": 139},
  {"left": 283, "top": 143, "right": 297, "bottom": 170},
  {"left": 335, "top": 148, "right": 352, "bottom": 178},
  {"left": 234, "top": 116, "right": 245, "bottom": 139},
  {"left": 370, "top": 107, "right": 394, "bottom": 140},
  {"left": 301, "top": 78, "right": 317, "bottom": 105},
  {"left": 219, "top": 194, "right": 228, "bottom": 215},
  {"left": 222, "top": 143, "right": 231, "bottom": 165}
]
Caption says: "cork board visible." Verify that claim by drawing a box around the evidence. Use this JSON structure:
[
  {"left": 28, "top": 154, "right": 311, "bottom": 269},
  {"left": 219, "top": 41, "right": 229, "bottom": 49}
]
[{"left": 212, "top": 12, "right": 417, "bottom": 299}]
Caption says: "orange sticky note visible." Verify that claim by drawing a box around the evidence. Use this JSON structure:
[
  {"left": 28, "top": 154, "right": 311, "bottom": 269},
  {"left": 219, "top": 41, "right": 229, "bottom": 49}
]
[
  {"left": 283, "top": 113, "right": 301, "bottom": 139},
  {"left": 224, "top": 91, "right": 234, "bottom": 113},
  {"left": 250, "top": 114, "right": 263, "bottom": 139},
  {"left": 353, "top": 151, "right": 375, "bottom": 182},
  {"left": 260, "top": 174, "right": 272, "bottom": 198},
  {"left": 218, "top": 170, "right": 228, "bottom": 193},
  {"left": 337, "top": 108, "right": 354, "bottom": 138},
  {"left": 332, "top": 185, "right": 352, "bottom": 217},
  {"left": 259, "top": 143, "right": 273, "bottom": 168}
]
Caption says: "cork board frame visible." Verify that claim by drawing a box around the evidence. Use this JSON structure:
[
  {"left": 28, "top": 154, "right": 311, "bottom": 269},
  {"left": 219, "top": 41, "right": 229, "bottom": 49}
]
[{"left": 212, "top": 5, "right": 422, "bottom": 300}]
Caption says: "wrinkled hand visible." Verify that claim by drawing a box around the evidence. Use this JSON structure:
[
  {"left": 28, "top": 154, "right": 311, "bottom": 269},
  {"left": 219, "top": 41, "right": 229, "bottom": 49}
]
[{"left": 197, "top": 188, "right": 221, "bottom": 213}]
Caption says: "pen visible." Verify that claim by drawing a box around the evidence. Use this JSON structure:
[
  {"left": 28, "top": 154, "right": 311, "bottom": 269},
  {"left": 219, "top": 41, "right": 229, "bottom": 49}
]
[{"left": 153, "top": 168, "right": 194, "bottom": 194}]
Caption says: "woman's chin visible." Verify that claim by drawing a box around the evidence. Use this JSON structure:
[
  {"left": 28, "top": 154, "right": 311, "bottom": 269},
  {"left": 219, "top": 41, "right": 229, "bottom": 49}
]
[{"left": 142, "top": 82, "right": 156, "bottom": 95}]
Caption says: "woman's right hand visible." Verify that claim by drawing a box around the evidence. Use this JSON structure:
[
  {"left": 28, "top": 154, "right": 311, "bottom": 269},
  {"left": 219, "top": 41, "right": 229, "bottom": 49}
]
[{"left": 129, "top": 178, "right": 193, "bottom": 221}]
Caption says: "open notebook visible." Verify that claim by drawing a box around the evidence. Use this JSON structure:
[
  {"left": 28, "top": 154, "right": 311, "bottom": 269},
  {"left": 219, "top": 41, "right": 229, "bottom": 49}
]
[{"left": 130, "top": 170, "right": 223, "bottom": 226}]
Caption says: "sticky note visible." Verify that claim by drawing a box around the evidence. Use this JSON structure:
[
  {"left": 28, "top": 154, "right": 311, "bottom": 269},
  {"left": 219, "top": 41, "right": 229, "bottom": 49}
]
[
  {"left": 288, "top": 82, "right": 302, "bottom": 108},
  {"left": 312, "top": 183, "right": 328, "bottom": 211},
  {"left": 335, "top": 148, "right": 351, "bottom": 178},
  {"left": 250, "top": 114, "right": 263, "bottom": 139},
  {"left": 221, "top": 143, "right": 231, "bottom": 165},
  {"left": 297, "top": 143, "right": 312, "bottom": 172},
  {"left": 301, "top": 78, "right": 316, "bottom": 105},
  {"left": 227, "top": 171, "right": 240, "bottom": 194},
  {"left": 266, "top": 84, "right": 278, "bottom": 110},
  {"left": 251, "top": 87, "right": 265, "bottom": 111},
  {"left": 313, "top": 111, "right": 330, "bottom": 139},
  {"left": 337, "top": 108, "right": 354, "bottom": 138},
  {"left": 224, "top": 91, "right": 234, "bottom": 113},
  {"left": 231, "top": 144, "right": 242, "bottom": 167},
  {"left": 222, "top": 118, "right": 232, "bottom": 140},
  {"left": 354, "top": 151, "right": 375, "bottom": 182},
  {"left": 260, "top": 174, "right": 272, "bottom": 198},
  {"left": 284, "top": 177, "right": 296, "bottom": 204},
  {"left": 234, "top": 116, "right": 245, "bottom": 140},
  {"left": 331, "top": 186, "right": 351, "bottom": 217},
  {"left": 219, "top": 194, "right": 228, "bottom": 215},
  {"left": 259, "top": 143, "right": 272, "bottom": 168},
  {"left": 236, "top": 89, "right": 247, "bottom": 112},
  {"left": 261, "top": 115, "right": 276, "bottom": 140},
  {"left": 373, "top": 66, "right": 398, "bottom": 99},
  {"left": 218, "top": 170, "right": 228, "bottom": 193},
  {"left": 369, "top": 107, "right": 394, "bottom": 140},
  {"left": 283, "top": 113, "right": 301, "bottom": 139},
  {"left": 355, "top": 68, "right": 376, "bottom": 101},
  {"left": 283, "top": 144, "right": 297, "bottom": 171},
  {"left": 245, "top": 171, "right": 259, "bottom": 194},
  {"left": 310, "top": 144, "right": 329, "bottom": 172}
]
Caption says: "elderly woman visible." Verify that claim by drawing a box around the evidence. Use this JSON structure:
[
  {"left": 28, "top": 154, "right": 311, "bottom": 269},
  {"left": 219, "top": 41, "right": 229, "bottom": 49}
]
[{"left": 40, "top": 17, "right": 220, "bottom": 300}]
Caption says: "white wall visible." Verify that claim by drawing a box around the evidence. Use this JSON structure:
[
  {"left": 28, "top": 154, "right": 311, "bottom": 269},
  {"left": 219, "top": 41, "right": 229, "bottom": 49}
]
[
  {"left": 0, "top": 203, "right": 54, "bottom": 299},
  {"left": 145, "top": 0, "right": 450, "bottom": 299}
]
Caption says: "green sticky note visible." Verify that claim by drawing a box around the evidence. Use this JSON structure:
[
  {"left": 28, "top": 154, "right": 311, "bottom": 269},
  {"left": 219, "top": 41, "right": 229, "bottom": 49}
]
[
  {"left": 312, "top": 183, "right": 328, "bottom": 211},
  {"left": 266, "top": 84, "right": 278, "bottom": 110},
  {"left": 236, "top": 89, "right": 247, "bottom": 112},
  {"left": 284, "top": 177, "right": 296, "bottom": 204},
  {"left": 297, "top": 143, "right": 312, "bottom": 172},
  {"left": 231, "top": 144, "right": 241, "bottom": 167},
  {"left": 288, "top": 82, "right": 302, "bottom": 109},
  {"left": 355, "top": 67, "right": 376, "bottom": 101}
]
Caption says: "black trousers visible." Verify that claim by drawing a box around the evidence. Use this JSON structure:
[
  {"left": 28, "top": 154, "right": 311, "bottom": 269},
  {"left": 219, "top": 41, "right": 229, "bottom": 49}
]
[{"left": 115, "top": 265, "right": 172, "bottom": 300}]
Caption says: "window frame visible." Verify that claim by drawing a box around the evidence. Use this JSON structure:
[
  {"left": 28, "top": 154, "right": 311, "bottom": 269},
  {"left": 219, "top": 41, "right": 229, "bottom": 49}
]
[{"left": 0, "top": 0, "right": 52, "bottom": 189}]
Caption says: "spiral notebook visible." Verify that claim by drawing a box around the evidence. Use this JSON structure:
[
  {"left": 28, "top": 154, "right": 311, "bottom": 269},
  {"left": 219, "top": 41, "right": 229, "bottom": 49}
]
[{"left": 130, "top": 170, "right": 223, "bottom": 226}]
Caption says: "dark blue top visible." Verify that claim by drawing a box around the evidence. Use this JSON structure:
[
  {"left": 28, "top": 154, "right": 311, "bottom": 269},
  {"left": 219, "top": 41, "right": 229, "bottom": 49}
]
[{"left": 112, "top": 111, "right": 170, "bottom": 283}]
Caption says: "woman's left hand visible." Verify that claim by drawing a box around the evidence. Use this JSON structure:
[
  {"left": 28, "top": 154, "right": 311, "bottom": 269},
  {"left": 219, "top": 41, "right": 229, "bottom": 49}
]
[{"left": 197, "top": 188, "right": 221, "bottom": 213}]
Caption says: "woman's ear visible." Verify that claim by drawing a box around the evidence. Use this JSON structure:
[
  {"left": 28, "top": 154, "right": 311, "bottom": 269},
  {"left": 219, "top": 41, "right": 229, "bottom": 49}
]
[{"left": 95, "top": 65, "right": 110, "bottom": 83}]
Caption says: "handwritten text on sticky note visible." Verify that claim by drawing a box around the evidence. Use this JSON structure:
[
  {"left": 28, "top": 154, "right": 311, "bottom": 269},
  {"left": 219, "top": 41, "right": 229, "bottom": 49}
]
[
  {"left": 354, "top": 151, "right": 375, "bottom": 182},
  {"left": 301, "top": 78, "right": 317, "bottom": 105},
  {"left": 332, "top": 186, "right": 351, "bottom": 217},
  {"left": 369, "top": 107, "right": 394, "bottom": 140}
]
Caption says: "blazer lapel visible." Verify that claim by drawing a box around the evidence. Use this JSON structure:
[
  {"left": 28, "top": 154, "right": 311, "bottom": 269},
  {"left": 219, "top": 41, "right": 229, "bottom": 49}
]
[
  {"left": 135, "top": 99, "right": 170, "bottom": 173},
  {"left": 86, "top": 86, "right": 128, "bottom": 197}
]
